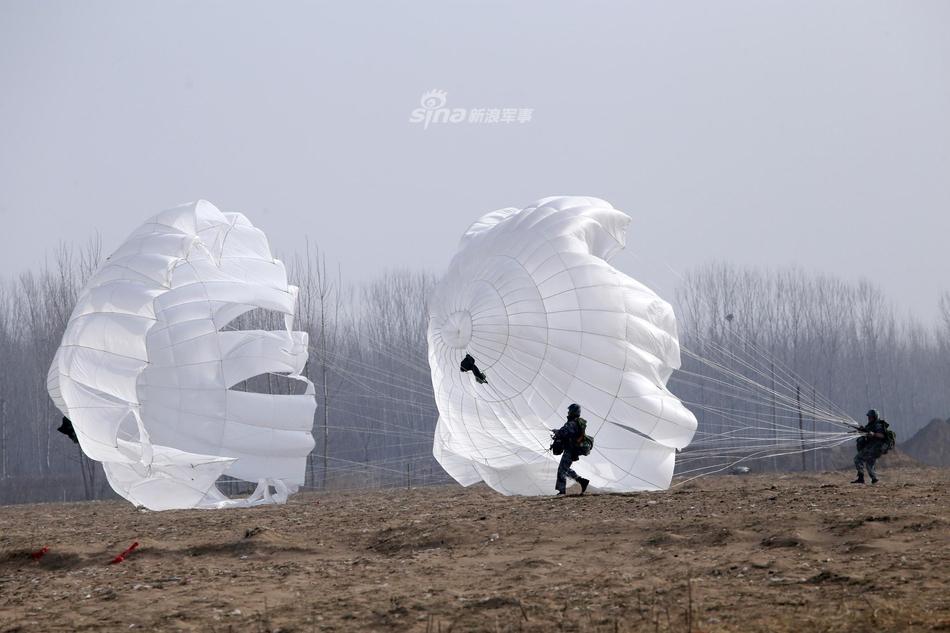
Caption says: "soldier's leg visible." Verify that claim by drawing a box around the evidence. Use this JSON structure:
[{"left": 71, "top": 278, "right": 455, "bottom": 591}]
[
  {"left": 565, "top": 461, "right": 580, "bottom": 483},
  {"left": 852, "top": 451, "right": 867, "bottom": 482},
  {"left": 568, "top": 456, "right": 590, "bottom": 493},
  {"left": 865, "top": 454, "right": 879, "bottom": 483},
  {"left": 555, "top": 452, "right": 573, "bottom": 493}
]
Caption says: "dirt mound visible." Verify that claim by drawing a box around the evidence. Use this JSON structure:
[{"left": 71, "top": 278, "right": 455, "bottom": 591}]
[
  {"left": 760, "top": 533, "right": 806, "bottom": 549},
  {"left": 901, "top": 418, "right": 950, "bottom": 466},
  {"left": 368, "top": 521, "right": 478, "bottom": 554}
]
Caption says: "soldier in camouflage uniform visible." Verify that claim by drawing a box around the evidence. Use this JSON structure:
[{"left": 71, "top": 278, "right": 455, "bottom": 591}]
[
  {"left": 852, "top": 409, "right": 888, "bottom": 484},
  {"left": 554, "top": 404, "right": 591, "bottom": 495}
]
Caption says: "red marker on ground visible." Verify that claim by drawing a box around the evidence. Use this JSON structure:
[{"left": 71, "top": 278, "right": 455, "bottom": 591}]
[
  {"left": 109, "top": 541, "right": 139, "bottom": 565},
  {"left": 30, "top": 546, "right": 49, "bottom": 561}
]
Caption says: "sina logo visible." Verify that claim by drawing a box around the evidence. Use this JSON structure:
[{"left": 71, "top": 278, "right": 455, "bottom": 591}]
[
  {"left": 409, "top": 89, "right": 466, "bottom": 130},
  {"left": 409, "top": 90, "right": 535, "bottom": 129},
  {"left": 420, "top": 89, "right": 447, "bottom": 110}
]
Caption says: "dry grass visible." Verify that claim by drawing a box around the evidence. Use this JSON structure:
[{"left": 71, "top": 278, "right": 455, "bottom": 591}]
[{"left": 0, "top": 465, "right": 948, "bottom": 632}]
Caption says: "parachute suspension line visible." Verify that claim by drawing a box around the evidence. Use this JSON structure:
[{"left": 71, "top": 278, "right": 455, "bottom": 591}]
[
  {"left": 479, "top": 376, "right": 552, "bottom": 454},
  {"left": 680, "top": 346, "right": 852, "bottom": 430},
  {"left": 322, "top": 356, "right": 435, "bottom": 405},
  {"left": 312, "top": 451, "right": 455, "bottom": 494},
  {"left": 672, "top": 434, "right": 856, "bottom": 487},
  {"left": 317, "top": 346, "right": 434, "bottom": 397},
  {"left": 316, "top": 452, "right": 455, "bottom": 494},
  {"left": 671, "top": 375, "right": 848, "bottom": 438},
  {"left": 678, "top": 411, "right": 854, "bottom": 466},
  {"left": 630, "top": 247, "right": 856, "bottom": 470},
  {"left": 310, "top": 327, "right": 850, "bottom": 489},
  {"left": 445, "top": 345, "right": 554, "bottom": 465},
  {"left": 445, "top": 321, "right": 849, "bottom": 490},
  {"left": 626, "top": 236, "right": 854, "bottom": 424},
  {"left": 349, "top": 331, "right": 432, "bottom": 376},
  {"left": 679, "top": 347, "right": 851, "bottom": 430},
  {"left": 688, "top": 324, "right": 854, "bottom": 424},
  {"left": 720, "top": 326, "right": 853, "bottom": 423},
  {"left": 676, "top": 427, "right": 854, "bottom": 457},
  {"left": 621, "top": 245, "right": 863, "bottom": 484},
  {"left": 302, "top": 325, "right": 448, "bottom": 481},
  {"left": 698, "top": 342, "right": 851, "bottom": 430},
  {"left": 672, "top": 371, "right": 835, "bottom": 425},
  {"left": 298, "top": 330, "right": 446, "bottom": 484},
  {"left": 668, "top": 333, "right": 858, "bottom": 480},
  {"left": 652, "top": 312, "right": 860, "bottom": 480}
]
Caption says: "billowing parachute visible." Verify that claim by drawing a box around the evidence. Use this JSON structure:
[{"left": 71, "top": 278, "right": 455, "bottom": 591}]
[
  {"left": 47, "top": 201, "right": 315, "bottom": 510},
  {"left": 427, "top": 196, "right": 697, "bottom": 495}
]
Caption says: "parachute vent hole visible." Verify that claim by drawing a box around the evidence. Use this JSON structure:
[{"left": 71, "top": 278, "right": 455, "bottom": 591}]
[{"left": 229, "top": 372, "right": 309, "bottom": 395}]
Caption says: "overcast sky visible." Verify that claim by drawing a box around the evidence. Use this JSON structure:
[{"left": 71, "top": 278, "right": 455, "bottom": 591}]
[{"left": 1, "top": 1, "right": 948, "bottom": 322}]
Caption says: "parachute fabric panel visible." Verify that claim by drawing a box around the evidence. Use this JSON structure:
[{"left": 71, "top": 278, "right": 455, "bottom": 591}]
[
  {"left": 47, "top": 200, "right": 316, "bottom": 510},
  {"left": 427, "top": 196, "right": 697, "bottom": 495}
]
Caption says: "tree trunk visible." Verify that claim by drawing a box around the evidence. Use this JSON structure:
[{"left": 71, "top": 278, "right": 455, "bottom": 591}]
[
  {"left": 0, "top": 398, "right": 6, "bottom": 479},
  {"left": 321, "top": 288, "right": 329, "bottom": 490}
]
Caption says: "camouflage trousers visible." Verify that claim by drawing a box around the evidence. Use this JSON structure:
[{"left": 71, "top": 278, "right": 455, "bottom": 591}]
[
  {"left": 854, "top": 446, "right": 882, "bottom": 479},
  {"left": 556, "top": 451, "right": 581, "bottom": 493}
]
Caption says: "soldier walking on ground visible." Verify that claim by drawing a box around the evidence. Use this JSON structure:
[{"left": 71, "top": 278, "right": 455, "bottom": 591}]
[
  {"left": 852, "top": 409, "right": 892, "bottom": 484},
  {"left": 551, "top": 403, "right": 592, "bottom": 495}
]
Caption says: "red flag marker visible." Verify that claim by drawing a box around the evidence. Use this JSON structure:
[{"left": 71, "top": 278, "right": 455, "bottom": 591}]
[
  {"left": 30, "top": 546, "right": 49, "bottom": 561},
  {"left": 109, "top": 541, "right": 139, "bottom": 565}
]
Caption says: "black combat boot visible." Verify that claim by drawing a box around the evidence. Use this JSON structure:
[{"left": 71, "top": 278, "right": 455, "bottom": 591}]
[
  {"left": 578, "top": 477, "right": 590, "bottom": 494},
  {"left": 850, "top": 473, "right": 865, "bottom": 484},
  {"left": 870, "top": 476, "right": 879, "bottom": 484}
]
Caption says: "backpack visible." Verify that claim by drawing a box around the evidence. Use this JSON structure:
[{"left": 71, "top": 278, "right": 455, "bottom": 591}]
[
  {"left": 550, "top": 418, "right": 595, "bottom": 456},
  {"left": 578, "top": 434, "right": 594, "bottom": 456},
  {"left": 880, "top": 420, "right": 896, "bottom": 454},
  {"left": 575, "top": 418, "right": 594, "bottom": 456}
]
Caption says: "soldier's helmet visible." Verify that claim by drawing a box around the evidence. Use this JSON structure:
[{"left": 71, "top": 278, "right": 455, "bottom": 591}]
[
  {"left": 568, "top": 403, "right": 581, "bottom": 417},
  {"left": 866, "top": 409, "right": 879, "bottom": 421}
]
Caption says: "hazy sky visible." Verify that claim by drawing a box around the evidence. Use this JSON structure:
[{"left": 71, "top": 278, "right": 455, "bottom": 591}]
[{"left": 1, "top": 1, "right": 948, "bottom": 321}]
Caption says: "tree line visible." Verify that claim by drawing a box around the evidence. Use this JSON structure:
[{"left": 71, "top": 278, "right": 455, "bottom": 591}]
[
  {"left": 0, "top": 241, "right": 947, "bottom": 504},
  {"left": 672, "top": 264, "right": 950, "bottom": 473}
]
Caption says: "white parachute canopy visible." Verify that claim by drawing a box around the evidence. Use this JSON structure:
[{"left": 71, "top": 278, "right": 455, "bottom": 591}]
[
  {"left": 47, "top": 201, "right": 316, "bottom": 510},
  {"left": 427, "top": 196, "right": 697, "bottom": 495}
]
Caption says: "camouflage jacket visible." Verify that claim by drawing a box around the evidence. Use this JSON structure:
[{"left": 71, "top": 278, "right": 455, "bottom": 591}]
[
  {"left": 556, "top": 417, "right": 588, "bottom": 453},
  {"left": 856, "top": 419, "right": 888, "bottom": 451}
]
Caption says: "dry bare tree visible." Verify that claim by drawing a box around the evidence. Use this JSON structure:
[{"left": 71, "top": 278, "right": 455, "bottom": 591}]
[
  {"left": 2, "top": 239, "right": 947, "bottom": 503},
  {"left": 673, "top": 262, "right": 950, "bottom": 473}
]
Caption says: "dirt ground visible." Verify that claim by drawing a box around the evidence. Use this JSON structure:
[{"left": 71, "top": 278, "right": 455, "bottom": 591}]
[{"left": 1, "top": 465, "right": 948, "bottom": 633}]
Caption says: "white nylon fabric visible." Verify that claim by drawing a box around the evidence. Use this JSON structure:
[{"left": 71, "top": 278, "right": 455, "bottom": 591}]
[
  {"left": 47, "top": 200, "right": 316, "bottom": 510},
  {"left": 428, "top": 196, "right": 697, "bottom": 495}
]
